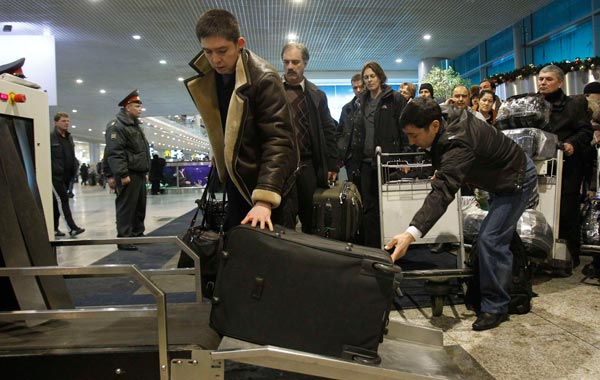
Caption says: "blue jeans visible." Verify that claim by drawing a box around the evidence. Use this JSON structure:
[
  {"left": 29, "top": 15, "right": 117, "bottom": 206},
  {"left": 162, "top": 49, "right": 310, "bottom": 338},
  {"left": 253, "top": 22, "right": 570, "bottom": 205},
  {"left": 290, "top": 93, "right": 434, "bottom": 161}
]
[{"left": 478, "top": 156, "right": 537, "bottom": 314}]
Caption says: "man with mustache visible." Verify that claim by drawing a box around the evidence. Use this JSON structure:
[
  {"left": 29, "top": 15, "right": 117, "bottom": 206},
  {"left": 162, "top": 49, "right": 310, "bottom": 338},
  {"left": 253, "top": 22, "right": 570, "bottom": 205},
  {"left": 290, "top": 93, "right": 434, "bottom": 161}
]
[{"left": 281, "top": 42, "right": 338, "bottom": 233}]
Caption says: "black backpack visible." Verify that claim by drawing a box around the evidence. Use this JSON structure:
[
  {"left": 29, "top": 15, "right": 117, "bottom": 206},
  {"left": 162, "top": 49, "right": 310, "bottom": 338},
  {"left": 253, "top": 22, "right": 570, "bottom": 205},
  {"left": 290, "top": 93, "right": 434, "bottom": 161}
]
[{"left": 465, "top": 231, "right": 534, "bottom": 315}]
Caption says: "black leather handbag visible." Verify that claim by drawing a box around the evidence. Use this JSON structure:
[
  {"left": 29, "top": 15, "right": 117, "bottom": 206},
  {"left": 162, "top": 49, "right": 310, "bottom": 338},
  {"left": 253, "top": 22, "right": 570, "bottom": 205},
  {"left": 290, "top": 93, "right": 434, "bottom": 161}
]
[{"left": 177, "top": 167, "right": 226, "bottom": 299}]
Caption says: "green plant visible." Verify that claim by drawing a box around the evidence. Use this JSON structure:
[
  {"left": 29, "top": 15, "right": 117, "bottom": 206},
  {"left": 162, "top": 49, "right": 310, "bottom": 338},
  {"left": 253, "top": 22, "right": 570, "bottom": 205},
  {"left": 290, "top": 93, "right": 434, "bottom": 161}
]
[{"left": 423, "top": 66, "right": 471, "bottom": 100}]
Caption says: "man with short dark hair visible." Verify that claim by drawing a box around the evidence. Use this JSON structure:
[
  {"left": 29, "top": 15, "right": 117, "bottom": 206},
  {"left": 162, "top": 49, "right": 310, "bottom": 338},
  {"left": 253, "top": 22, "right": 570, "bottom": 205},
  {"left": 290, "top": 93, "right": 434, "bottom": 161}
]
[
  {"left": 185, "top": 9, "right": 298, "bottom": 232},
  {"left": 337, "top": 73, "right": 364, "bottom": 180},
  {"left": 445, "top": 85, "right": 487, "bottom": 122},
  {"left": 538, "top": 65, "right": 593, "bottom": 268},
  {"left": 281, "top": 42, "right": 338, "bottom": 233},
  {"left": 104, "top": 90, "right": 151, "bottom": 250},
  {"left": 50, "top": 112, "right": 85, "bottom": 237},
  {"left": 385, "top": 98, "right": 537, "bottom": 331}
]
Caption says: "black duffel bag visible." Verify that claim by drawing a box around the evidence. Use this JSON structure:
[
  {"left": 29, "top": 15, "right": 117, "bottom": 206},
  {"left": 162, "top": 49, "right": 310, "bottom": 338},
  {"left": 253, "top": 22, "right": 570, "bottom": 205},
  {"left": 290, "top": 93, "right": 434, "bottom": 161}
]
[{"left": 177, "top": 167, "right": 226, "bottom": 299}]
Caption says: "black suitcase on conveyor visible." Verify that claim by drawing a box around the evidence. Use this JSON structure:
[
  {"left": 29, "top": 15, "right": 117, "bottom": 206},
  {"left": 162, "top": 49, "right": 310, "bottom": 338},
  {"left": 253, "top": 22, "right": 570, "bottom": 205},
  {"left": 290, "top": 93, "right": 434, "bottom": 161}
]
[
  {"left": 209, "top": 225, "right": 399, "bottom": 362},
  {"left": 312, "top": 181, "right": 362, "bottom": 242}
]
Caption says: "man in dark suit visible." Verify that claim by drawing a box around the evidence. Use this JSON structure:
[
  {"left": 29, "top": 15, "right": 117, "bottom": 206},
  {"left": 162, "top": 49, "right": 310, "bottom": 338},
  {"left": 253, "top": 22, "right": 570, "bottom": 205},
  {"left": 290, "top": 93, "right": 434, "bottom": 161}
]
[
  {"left": 50, "top": 112, "right": 85, "bottom": 237},
  {"left": 281, "top": 42, "right": 338, "bottom": 233}
]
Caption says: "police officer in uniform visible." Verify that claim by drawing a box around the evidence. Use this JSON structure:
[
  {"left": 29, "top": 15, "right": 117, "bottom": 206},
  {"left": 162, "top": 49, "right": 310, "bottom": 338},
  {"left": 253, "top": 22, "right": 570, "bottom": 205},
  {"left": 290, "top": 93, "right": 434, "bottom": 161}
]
[{"left": 103, "top": 90, "right": 150, "bottom": 250}]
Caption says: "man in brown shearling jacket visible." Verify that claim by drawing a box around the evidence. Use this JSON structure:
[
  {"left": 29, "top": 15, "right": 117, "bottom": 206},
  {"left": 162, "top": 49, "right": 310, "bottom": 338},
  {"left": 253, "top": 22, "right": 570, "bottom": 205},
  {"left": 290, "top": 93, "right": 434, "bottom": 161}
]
[{"left": 185, "top": 9, "right": 298, "bottom": 231}]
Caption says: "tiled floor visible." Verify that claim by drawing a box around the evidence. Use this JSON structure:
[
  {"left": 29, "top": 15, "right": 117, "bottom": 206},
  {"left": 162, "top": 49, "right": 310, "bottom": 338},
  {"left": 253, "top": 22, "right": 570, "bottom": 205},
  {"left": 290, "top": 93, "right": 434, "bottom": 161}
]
[{"left": 55, "top": 183, "right": 600, "bottom": 380}]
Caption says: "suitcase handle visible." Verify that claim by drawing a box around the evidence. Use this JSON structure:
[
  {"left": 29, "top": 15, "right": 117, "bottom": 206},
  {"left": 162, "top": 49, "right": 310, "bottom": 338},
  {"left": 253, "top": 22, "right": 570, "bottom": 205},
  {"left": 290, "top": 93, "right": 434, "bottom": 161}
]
[{"left": 373, "top": 262, "right": 402, "bottom": 274}]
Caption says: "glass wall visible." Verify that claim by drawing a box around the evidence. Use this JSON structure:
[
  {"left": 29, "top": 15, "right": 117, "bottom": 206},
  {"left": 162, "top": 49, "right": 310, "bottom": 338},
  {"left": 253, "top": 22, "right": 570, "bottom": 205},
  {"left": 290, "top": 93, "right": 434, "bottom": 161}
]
[
  {"left": 533, "top": 21, "right": 593, "bottom": 63},
  {"left": 452, "top": 0, "right": 598, "bottom": 84},
  {"left": 531, "top": 0, "right": 591, "bottom": 39}
]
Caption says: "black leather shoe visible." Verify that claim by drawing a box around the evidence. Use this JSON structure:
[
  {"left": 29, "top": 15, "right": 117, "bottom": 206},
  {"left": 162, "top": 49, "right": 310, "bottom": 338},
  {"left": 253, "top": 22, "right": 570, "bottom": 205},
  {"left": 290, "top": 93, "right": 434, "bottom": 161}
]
[
  {"left": 472, "top": 312, "right": 508, "bottom": 331},
  {"left": 54, "top": 230, "right": 66, "bottom": 237},
  {"left": 117, "top": 244, "right": 138, "bottom": 251},
  {"left": 69, "top": 227, "right": 85, "bottom": 236}
]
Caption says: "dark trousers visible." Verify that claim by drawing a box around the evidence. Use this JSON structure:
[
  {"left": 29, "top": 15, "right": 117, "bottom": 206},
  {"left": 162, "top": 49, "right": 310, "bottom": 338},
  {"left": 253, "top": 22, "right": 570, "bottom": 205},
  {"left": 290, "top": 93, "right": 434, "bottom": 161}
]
[
  {"left": 52, "top": 177, "right": 77, "bottom": 231},
  {"left": 115, "top": 172, "right": 147, "bottom": 237},
  {"left": 289, "top": 160, "right": 318, "bottom": 233},
  {"left": 560, "top": 156, "right": 585, "bottom": 256},
  {"left": 223, "top": 179, "right": 293, "bottom": 232},
  {"left": 360, "top": 162, "right": 381, "bottom": 248},
  {"left": 151, "top": 179, "right": 161, "bottom": 194}
]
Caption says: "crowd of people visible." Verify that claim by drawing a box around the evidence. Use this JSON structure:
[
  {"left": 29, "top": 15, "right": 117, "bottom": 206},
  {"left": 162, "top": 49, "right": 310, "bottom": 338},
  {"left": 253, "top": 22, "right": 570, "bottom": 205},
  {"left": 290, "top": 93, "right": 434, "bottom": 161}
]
[{"left": 49, "top": 7, "right": 600, "bottom": 331}]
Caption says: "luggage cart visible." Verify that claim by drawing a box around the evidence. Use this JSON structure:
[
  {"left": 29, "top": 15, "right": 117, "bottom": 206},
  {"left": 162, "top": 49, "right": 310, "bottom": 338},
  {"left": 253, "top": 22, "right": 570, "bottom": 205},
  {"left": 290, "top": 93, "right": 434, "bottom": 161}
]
[
  {"left": 376, "top": 148, "right": 472, "bottom": 316},
  {"left": 580, "top": 142, "right": 600, "bottom": 277},
  {"left": 533, "top": 149, "right": 573, "bottom": 276}
]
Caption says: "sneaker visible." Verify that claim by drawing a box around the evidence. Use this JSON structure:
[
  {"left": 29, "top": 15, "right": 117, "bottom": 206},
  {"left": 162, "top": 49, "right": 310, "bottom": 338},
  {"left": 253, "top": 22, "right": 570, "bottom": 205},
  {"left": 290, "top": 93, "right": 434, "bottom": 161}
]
[
  {"left": 54, "top": 230, "right": 66, "bottom": 237},
  {"left": 69, "top": 227, "right": 85, "bottom": 236}
]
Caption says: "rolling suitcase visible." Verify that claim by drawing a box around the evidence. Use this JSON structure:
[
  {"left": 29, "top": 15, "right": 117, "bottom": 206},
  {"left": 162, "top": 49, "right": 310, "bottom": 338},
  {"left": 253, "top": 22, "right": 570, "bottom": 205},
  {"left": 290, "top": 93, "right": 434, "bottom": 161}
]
[
  {"left": 209, "top": 225, "right": 399, "bottom": 362},
  {"left": 312, "top": 181, "right": 362, "bottom": 242}
]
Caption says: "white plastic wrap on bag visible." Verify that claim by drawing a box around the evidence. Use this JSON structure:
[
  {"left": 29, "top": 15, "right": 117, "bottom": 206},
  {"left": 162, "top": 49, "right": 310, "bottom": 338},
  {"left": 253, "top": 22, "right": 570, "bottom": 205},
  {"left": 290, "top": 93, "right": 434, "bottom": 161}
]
[
  {"left": 516, "top": 210, "right": 553, "bottom": 258},
  {"left": 496, "top": 94, "right": 552, "bottom": 130},
  {"left": 462, "top": 200, "right": 487, "bottom": 244},
  {"left": 581, "top": 202, "right": 600, "bottom": 245},
  {"left": 461, "top": 200, "right": 553, "bottom": 258},
  {"left": 502, "top": 128, "right": 558, "bottom": 160}
]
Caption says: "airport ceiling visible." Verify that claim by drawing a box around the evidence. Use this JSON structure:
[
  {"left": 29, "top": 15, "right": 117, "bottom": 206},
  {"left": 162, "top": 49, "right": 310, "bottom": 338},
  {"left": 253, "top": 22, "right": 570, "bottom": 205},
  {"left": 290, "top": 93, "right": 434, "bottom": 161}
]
[{"left": 2, "top": 0, "right": 554, "bottom": 151}]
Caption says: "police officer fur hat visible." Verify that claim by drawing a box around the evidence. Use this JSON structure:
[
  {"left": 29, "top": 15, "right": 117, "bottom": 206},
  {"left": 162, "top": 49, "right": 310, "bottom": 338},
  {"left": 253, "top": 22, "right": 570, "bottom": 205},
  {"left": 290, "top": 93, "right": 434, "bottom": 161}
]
[
  {"left": 584, "top": 81, "right": 600, "bottom": 95},
  {"left": 0, "top": 58, "right": 26, "bottom": 78},
  {"left": 118, "top": 89, "right": 142, "bottom": 107}
]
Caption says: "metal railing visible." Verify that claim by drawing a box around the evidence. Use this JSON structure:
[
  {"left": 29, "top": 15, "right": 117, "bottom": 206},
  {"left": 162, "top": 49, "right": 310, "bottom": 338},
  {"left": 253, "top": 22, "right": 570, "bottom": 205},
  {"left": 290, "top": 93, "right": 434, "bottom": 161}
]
[
  {"left": 0, "top": 265, "right": 170, "bottom": 380},
  {"left": 51, "top": 236, "right": 202, "bottom": 302}
]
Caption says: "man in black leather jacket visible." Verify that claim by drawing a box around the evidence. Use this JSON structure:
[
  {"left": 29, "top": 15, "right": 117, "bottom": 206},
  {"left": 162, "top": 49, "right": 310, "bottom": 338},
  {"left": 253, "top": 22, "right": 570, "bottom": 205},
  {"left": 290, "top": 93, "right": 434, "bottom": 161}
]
[
  {"left": 386, "top": 98, "right": 537, "bottom": 331},
  {"left": 538, "top": 64, "right": 593, "bottom": 268},
  {"left": 281, "top": 42, "right": 338, "bottom": 233},
  {"left": 103, "top": 90, "right": 151, "bottom": 250},
  {"left": 50, "top": 112, "right": 85, "bottom": 237},
  {"left": 186, "top": 9, "right": 298, "bottom": 232}
]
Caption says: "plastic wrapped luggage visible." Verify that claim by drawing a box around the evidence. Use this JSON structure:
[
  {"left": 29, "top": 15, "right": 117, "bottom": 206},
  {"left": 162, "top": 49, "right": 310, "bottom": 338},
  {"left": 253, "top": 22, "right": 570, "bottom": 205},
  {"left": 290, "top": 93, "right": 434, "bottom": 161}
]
[
  {"left": 517, "top": 209, "right": 553, "bottom": 259},
  {"left": 312, "top": 181, "right": 362, "bottom": 242},
  {"left": 210, "top": 225, "right": 399, "bottom": 362},
  {"left": 502, "top": 128, "right": 558, "bottom": 160},
  {"left": 461, "top": 204, "right": 553, "bottom": 258},
  {"left": 496, "top": 93, "right": 552, "bottom": 130},
  {"left": 462, "top": 200, "right": 487, "bottom": 244},
  {"left": 581, "top": 201, "right": 600, "bottom": 245}
]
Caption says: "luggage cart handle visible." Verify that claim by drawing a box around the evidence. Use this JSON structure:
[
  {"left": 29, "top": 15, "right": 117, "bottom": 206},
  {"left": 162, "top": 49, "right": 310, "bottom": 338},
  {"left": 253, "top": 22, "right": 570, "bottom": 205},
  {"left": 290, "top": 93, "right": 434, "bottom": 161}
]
[{"left": 373, "top": 262, "right": 402, "bottom": 274}]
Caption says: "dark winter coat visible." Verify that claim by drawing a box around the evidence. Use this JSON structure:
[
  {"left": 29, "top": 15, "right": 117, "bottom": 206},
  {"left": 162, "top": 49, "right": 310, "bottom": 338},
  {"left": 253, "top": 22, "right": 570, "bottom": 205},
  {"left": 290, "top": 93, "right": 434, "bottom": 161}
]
[
  {"left": 348, "top": 84, "right": 408, "bottom": 174},
  {"left": 104, "top": 109, "right": 151, "bottom": 178},
  {"left": 410, "top": 105, "right": 528, "bottom": 235},
  {"left": 185, "top": 48, "right": 298, "bottom": 208}
]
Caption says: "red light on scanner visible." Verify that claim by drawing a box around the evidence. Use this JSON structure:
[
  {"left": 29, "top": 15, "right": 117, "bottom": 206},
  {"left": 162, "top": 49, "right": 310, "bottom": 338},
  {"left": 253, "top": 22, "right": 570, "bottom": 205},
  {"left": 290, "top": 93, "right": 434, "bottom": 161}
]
[
  {"left": 12, "top": 93, "right": 26, "bottom": 103},
  {"left": 1, "top": 92, "right": 27, "bottom": 104}
]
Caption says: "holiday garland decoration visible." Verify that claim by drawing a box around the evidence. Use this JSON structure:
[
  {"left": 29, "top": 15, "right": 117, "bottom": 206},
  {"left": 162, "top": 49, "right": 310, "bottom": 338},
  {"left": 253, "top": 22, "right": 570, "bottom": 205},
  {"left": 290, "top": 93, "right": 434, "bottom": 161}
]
[{"left": 487, "top": 57, "right": 600, "bottom": 85}]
